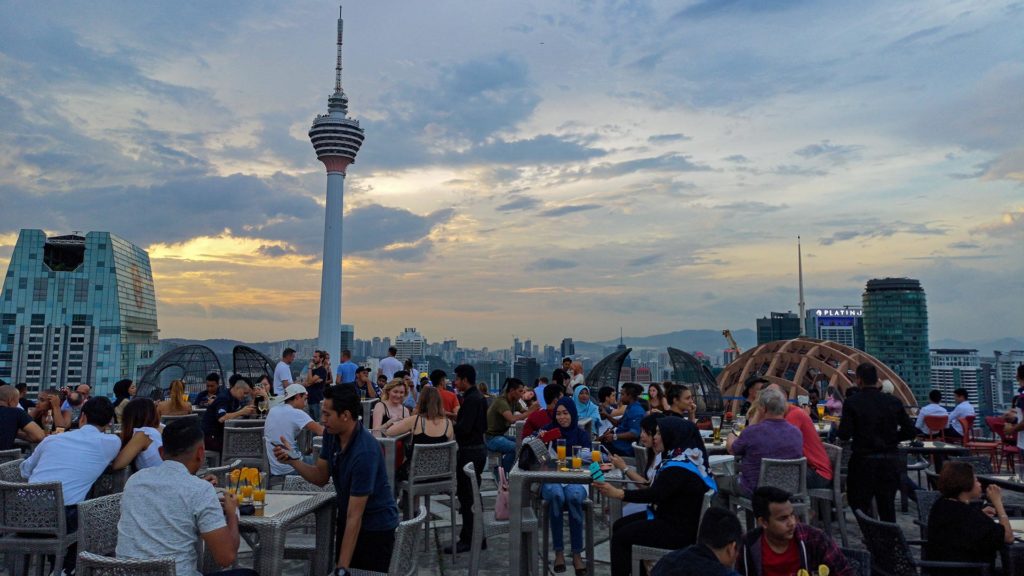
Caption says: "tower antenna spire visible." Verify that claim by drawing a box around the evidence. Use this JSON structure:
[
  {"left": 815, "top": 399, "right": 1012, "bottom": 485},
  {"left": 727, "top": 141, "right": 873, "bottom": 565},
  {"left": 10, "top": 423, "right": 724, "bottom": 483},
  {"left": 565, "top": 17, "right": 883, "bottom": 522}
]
[
  {"left": 335, "top": 5, "right": 344, "bottom": 93},
  {"left": 798, "top": 235, "right": 806, "bottom": 336}
]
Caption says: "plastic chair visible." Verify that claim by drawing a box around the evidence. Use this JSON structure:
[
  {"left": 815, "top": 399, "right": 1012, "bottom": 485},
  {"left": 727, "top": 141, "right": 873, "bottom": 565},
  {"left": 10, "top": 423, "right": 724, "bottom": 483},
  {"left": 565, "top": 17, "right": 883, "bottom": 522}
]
[
  {"left": 221, "top": 425, "right": 266, "bottom": 470},
  {"left": 808, "top": 443, "right": 848, "bottom": 547},
  {"left": 77, "top": 551, "right": 176, "bottom": 576},
  {"left": 986, "top": 415, "right": 1018, "bottom": 472},
  {"left": 0, "top": 480, "right": 77, "bottom": 576},
  {"left": 912, "top": 489, "right": 940, "bottom": 539},
  {"left": 923, "top": 415, "right": 948, "bottom": 440},
  {"left": 349, "top": 506, "right": 428, "bottom": 576},
  {"left": 77, "top": 493, "right": 122, "bottom": 555},
  {"left": 0, "top": 448, "right": 22, "bottom": 464},
  {"left": 840, "top": 547, "right": 872, "bottom": 576},
  {"left": 395, "top": 441, "right": 458, "bottom": 561},
  {"left": 462, "top": 462, "right": 539, "bottom": 576},
  {"left": 736, "top": 457, "right": 810, "bottom": 527},
  {"left": 0, "top": 458, "right": 25, "bottom": 483},
  {"left": 854, "top": 509, "right": 991, "bottom": 575},
  {"left": 958, "top": 417, "right": 1000, "bottom": 470}
]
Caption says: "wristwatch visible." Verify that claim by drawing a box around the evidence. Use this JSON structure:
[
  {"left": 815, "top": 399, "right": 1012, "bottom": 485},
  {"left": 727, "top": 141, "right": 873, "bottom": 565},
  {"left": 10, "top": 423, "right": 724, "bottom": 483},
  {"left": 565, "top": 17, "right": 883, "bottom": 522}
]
[
  {"left": 613, "top": 432, "right": 618, "bottom": 441},
  {"left": 334, "top": 567, "right": 350, "bottom": 576}
]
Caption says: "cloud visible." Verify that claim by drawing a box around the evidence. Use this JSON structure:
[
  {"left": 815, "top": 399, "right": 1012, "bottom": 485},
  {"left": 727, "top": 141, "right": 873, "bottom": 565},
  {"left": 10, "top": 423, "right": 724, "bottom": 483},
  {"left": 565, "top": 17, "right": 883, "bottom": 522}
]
[
  {"left": 538, "top": 204, "right": 602, "bottom": 218},
  {"left": 948, "top": 241, "right": 980, "bottom": 250},
  {"left": 496, "top": 195, "right": 542, "bottom": 212},
  {"left": 793, "top": 140, "right": 863, "bottom": 163},
  {"left": 527, "top": 257, "right": 578, "bottom": 271},
  {"left": 712, "top": 201, "right": 788, "bottom": 213},
  {"left": 971, "top": 209, "right": 1024, "bottom": 239},
  {"left": 723, "top": 154, "right": 750, "bottom": 163},
  {"left": 579, "top": 153, "right": 711, "bottom": 181},
  {"left": 648, "top": 133, "right": 692, "bottom": 144},
  {"left": 772, "top": 165, "right": 829, "bottom": 177},
  {"left": 981, "top": 148, "right": 1024, "bottom": 182},
  {"left": 672, "top": 0, "right": 805, "bottom": 20},
  {"left": 448, "top": 134, "right": 606, "bottom": 166},
  {"left": 819, "top": 221, "right": 948, "bottom": 245},
  {"left": 626, "top": 253, "right": 663, "bottom": 267}
]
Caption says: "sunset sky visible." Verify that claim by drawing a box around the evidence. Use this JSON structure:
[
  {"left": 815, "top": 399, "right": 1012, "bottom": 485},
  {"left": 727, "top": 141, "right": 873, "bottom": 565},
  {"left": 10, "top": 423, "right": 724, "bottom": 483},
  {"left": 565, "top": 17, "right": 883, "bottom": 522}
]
[{"left": 1, "top": 1, "right": 1021, "bottom": 349}]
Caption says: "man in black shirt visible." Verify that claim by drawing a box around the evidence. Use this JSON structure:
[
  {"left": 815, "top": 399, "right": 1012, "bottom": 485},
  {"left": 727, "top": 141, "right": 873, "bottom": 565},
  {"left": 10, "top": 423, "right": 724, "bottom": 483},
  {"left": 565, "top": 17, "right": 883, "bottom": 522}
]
[
  {"left": 836, "top": 363, "right": 915, "bottom": 522},
  {"left": 15, "top": 383, "right": 35, "bottom": 411},
  {"left": 1, "top": 385, "right": 45, "bottom": 449},
  {"left": 446, "top": 364, "right": 488, "bottom": 554}
]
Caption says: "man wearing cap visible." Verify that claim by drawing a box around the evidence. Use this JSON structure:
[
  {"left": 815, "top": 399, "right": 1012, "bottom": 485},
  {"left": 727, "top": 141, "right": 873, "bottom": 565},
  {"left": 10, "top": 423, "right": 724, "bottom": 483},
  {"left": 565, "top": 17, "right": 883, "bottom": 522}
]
[
  {"left": 353, "top": 366, "right": 378, "bottom": 399},
  {"left": 264, "top": 384, "right": 325, "bottom": 484}
]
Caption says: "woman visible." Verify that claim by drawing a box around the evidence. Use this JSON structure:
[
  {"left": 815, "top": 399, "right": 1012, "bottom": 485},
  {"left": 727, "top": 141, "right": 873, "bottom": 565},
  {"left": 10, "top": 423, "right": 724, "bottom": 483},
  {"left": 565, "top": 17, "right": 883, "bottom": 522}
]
[
  {"left": 925, "top": 461, "right": 1012, "bottom": 573},
  {"left": 647, "top": 383, "right": 669, "bottom": 413},
  {"left": 157, "top": 379, "right": 192, "bottom": 417},
  {"left": 824, "top": 386, "right": 844, "bottom": 417},
  {"left": 112, "top": 398, "right": 164, "bottom": 470},
  {"left": 372, "top": 379, "right": 410, "bottom": 430},
  {"left": 112, "top": 379, "right": 135, "bottom": 423},
  {"left": 386, "top": 387, "right": 453, "bottom": 481},
  {"left": 542, "top": 398, "right": 590, "bottom": 575},
  {"left": 569, "top": 361, "right": 586, "bottom": 390},
  {"left": 613, "top": 414, "right": 664, "bottom": 517},
  {"left": 573, "top": 386, "right": 601, "bottom": 429},
  {"left": 596, "top": 416, "right": 717, "bottom": 576}
]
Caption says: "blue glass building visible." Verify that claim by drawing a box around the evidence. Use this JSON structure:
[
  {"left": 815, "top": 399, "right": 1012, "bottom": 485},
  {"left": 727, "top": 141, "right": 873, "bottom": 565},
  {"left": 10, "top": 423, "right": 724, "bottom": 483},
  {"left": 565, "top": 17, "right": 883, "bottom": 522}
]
[{"left": 0, "top": 230, "right": 160, "bottom": 396}]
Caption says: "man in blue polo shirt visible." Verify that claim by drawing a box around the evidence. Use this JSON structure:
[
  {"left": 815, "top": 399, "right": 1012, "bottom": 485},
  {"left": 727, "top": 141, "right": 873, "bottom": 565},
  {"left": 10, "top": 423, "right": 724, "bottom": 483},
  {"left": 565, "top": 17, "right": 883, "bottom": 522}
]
[
  {"left": 600, "top": 382, "right": 645, "bottom": 456},
  {"left": 273, "top": 384, "right": 398, "bottom": 574},
  {"left": 336, "top": 349, "right": 358, "bottom": 387}
]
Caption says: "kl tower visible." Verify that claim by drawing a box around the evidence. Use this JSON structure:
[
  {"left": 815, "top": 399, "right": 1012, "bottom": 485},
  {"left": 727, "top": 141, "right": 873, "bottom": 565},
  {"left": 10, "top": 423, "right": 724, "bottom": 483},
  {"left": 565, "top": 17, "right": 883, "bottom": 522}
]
[{"left": 310, "top": 5, "right": 364, "bottom": 360}]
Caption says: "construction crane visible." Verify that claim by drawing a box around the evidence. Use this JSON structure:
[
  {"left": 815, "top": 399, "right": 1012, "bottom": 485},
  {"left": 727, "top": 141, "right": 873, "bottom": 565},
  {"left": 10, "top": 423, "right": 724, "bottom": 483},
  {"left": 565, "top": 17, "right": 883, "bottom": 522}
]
[{"left": 722, "top": 329, "right": 742, "bottom": 355}]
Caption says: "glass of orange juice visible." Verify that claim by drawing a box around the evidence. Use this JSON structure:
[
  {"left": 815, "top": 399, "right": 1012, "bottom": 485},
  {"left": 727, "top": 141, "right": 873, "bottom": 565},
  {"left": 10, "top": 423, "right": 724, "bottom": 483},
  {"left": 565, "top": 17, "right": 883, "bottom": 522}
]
[
  {"left": 592, "top": 442, "right": 602, "bottom": 465},
  {"left": 253, "top": 472, "right": 267, "bottom": 508},
  {"left": 571, "top": 446, "right": 582, "bottom": 469},
  {"left": 239, "top": 468, "right": 255, "bottom": 504},
  {"left": 227, "top": 469, "right": 240, "bottom": 496},
  {"left": 817, "top": 405, "right": 825, "bottom": 419},
  {"left": 556, "top": 439, "right": 567, "bottom": 465},
  {"left": 182, "top": 393, "right": 190, "bottom": 404}
]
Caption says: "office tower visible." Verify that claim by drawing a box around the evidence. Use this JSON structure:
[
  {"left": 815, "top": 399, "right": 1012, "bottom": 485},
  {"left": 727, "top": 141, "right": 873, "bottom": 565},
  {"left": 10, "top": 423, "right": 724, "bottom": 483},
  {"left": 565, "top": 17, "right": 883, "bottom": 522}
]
[
  {"left": 340, "top": 324, "right": 354, "bottom": 355},
  {"left": 560, "top": 337, "right": 575, "bottom": 358},
  {"left": 395, "top": 327, "right": 426, "bottom": 360},
  {"left": 474, "top": 360, "right": 510, "bottom": 393},
  {"left": 756, "top": 311, "right": 801, "bottom": 345},
  {"left": 930, "top": 349, "right": 981, "bottom": 412},
  {"left": 0, "top": 230, "right": 159, "bottom": 395},
  {"left": 310, "top": 5, "right": 365, "bottom": 363},
  {"left": 371, "top": 336, "right": 382, "bottom": 357},
  {"left": 863, "top": 277, "right": 930, "bottom": 402},
  {"left": 513, "top": 356, "right": 540, "bottom": 386},
  {"left": 513, "top": 336, "right": 522, "bottom": 358},
  {"left": 994, "top": 350, "right": 1024, "bottom": 408},
  {"left": 805, "top": 307, "right": 865, "bottom": 349}
]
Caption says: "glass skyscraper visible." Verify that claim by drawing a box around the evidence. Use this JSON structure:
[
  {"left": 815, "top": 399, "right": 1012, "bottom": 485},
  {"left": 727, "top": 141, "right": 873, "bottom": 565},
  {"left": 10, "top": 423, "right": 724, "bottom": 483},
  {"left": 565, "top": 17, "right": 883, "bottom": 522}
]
[
  {"left": 0, "top": 229, "right": 160, "bottom": 396},
  {"left": 863, "top": 277, "right": 930, "bottom": 403}
]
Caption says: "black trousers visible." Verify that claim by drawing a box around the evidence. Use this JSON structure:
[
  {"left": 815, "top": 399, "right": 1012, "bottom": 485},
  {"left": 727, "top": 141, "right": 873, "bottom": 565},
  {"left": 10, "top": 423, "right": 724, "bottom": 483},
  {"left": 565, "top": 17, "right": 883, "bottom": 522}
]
[
  {"left": 456, "top": 445, "right": 487, "bottom": 543},
  {"left": 610, "top": 512, "right": 691, "bottom": 576},
  {"left": 347, "top": 528, "right": 395, "bottom": 572},
  {"left": 847, "top": 453, "right": 901, "bottom": 522}
]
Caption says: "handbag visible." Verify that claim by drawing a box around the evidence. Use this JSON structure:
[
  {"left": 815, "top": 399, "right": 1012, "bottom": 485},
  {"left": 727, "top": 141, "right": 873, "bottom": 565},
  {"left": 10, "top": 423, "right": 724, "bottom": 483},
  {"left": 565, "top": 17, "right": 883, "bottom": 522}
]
[
  {"left": 494, "top": 465, "right": 510, "bottom": 521},
  {"left": 516, "top": 437, "right": 551, "bottom": 471}
]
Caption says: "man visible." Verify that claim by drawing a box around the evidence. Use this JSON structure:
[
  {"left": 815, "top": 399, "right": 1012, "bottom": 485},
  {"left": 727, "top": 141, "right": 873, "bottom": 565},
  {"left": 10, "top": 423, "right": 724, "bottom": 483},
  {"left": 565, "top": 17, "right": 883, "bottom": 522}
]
[
  {"left": 736, "top": 486, "right": 853, "bottom": 576},
  {"left": 726, "top": 386, "right": 803, "bottom": 495},
  {"left": 485, "top": 378, "right": 536, "bottom": 473},
  {"left": 666, "top": 383, "right": 698, "bottom": 419},
  {"left": 273, "top": 347, "right": 296, "bottom": 397},
  {"left": 21, "top": 397, "right": 121, "bottom": 575},
  {"left": 447, "top": 364, "right": 488, "bottom": 554},
  {"left": 837, "top": 362, "right": 915, "bottom": 522},
  {"left": 0, "top": 385, "right": 44, "bottom": 449},
  {"left": 264, "top": 384, "right": 325, "bottom": 481},
  {"left": 534, "top": 376, "right": 550, "bottom": 409},
  {"left": 378, "top": 346, "right": 402, "bottom": 382},
  {"left": 116, "top": 419, "right": 256, "bottom": 576},
  {"left": 354, "top": 366, "right": 378, "bottom": 399},
  {"left": 739, "top": 377, "right": 766, "bottom": 419},
  {"left": 15, "top": 383, "right": 35, "bottom": 411},
  {"left": 651, "top": 507, "right": 742, "bottom": 576},
  {"left": 61, "top": 383, "right": 92, "bottom": 427},
  {"left": 336, "top": 349, "right": 358, "bottom": 386},
  {"left": 562, "top": 357, "right": 573, "bottom": 375},
  {"left": 375, "top": 374, "right": 388, "bottom": 398},
  {"left": 522, "top": 384, "right": 563, "bottom": 437},
  {"left": 429, "top": 369, "right": 460, "bottom": 419},
  {"left": 600, "top": 382, "right": 645, "bottom": 456},
  {"left": 946, "top": 387, "right": 975, "bottom": 438},
  {"left": 202, "top": 379, "right": 258, "bottom": 452},
  {"left": 194, "top": 373, "right": 222, "bottom": 408},
  {"left": 766, "top": 384, "right": 834, "bottom": 490},
  {"left": 915, "top": 390, "right": 948, "bottom": 436},
  {"left": 273, "top": 385, "right": 399, "bottom": 573},
  {"left": 807, "top": 388, "right": 821, "bottom": 423},
  {"left": 306, "top": 350, "right": 328, "bottom": 423},
  {"left": 552, "top": 368, "right": 570, "bottom": 395}
]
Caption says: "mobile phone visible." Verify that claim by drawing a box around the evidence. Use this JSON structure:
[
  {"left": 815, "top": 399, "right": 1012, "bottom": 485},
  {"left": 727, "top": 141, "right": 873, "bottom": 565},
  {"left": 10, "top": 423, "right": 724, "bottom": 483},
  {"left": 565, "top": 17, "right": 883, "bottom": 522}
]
[
  {"left": 589, "top": 461, "right": 606, "bottom": 482},
  {"left": 271, "top": 441, "right": 302, "bottom": 461}
]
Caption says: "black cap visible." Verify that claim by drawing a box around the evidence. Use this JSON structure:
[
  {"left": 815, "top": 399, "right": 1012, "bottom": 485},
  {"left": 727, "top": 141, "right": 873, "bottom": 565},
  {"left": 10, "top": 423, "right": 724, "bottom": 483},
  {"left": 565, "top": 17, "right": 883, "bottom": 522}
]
[{"left": 355, "top": 366, "right": 371, "bottom": 374}]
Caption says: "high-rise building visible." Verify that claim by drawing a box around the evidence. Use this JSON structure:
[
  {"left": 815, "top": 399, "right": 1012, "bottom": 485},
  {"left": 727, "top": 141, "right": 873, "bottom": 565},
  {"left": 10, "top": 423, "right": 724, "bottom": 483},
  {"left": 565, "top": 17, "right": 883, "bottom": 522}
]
[
  {"left": 979, "top": 358, "right": 998, "bottom": 415},
  {"left": 513, "top": 356, "right": 540, "bottom": 386},
  {"left": 395, "top": 327, "right": 426, "bottom": 360},
  {"left": 310, "top": 6, "right": 365, "bottom": 365},
  {"left": 930, "top": 349, "right": 981, "bottom": 412},
  {"left": 0, "top": 230, "right": 160, "bottom": 396},
  {"left": 560, "top": 338, "right": 575, "bottom": 358},
  {"left": 339, "top": 324, "right": 354, "bottom": 355},
  {"left": 805, "top": 307, "right": 865, "bottom": 349},
  {"left": 474, "top": 360, "right": 509, "bottom": 393},
  {"left": 994, "top": 350, "right": 1024, "bottom": 408},
  {"left": 863, "top": 277, "right": 930, "bottom": 402},
  {"left": 756, "top": 312, "right": 802, "bottom": 345},
  {"left": 513, "top": 337, "right": 522, "bottom": 358},
  {"left": 370, "top": 336, "right": 382, "bottom": 358}
]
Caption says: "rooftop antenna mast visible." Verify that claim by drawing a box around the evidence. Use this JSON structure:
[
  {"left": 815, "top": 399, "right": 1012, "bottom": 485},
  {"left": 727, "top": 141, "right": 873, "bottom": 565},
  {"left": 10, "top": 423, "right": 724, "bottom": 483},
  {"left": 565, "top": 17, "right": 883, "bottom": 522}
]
[
  {"left": 797, "top": 235, "right": 806, "bottom": 336},
  {"left": 334, "top": 6, "right": 344, "bottom": 93}
]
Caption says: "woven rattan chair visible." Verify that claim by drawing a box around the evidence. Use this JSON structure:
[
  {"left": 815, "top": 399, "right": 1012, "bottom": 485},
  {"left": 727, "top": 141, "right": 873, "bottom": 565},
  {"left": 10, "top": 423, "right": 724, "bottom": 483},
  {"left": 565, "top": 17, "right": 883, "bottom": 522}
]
[
  {"left": 88, "top": 467, "right": 130, "bottom": 499},
  {"left": 736, "top": 457, "right": 809, "bottom": 527},
  {"left": 349, "top": 505, "right": 427, "bottom": 576},
  {"left": 396, "top": 440, "right": 458, "bottom": 560},
  {"left": 463, "top": 462, "right": 539, "bottom": 576},
  {"left": 224, "top": 418, "right": 265, "bottom": 428},
  {"left": 279, "top": 474, "right": 334, "bottom": 561},
  {"left": 0, "top": 480, "right": 77, "bottom": 576},
  {"left": 77, "top": 551, "right": 176, "bottom": 576},
  {"left": 632, "top": 442, "right": 648, "bottom": 478},
  {"left": 632, "top": 544, "right": 670, "bottom": 576},
  {"left": 840, "top": 547, "right": 872, "bottom": 576},
  {"left": 808, "top": 442, "right": 849, "bottom": 546},
  {"left": 159, "top": 413, "right": 199, "bottom": 426},
  {"left": 0, "top": 458, "right": 25, "bottom": 483},
  {"left": 539, "top": 491, "right": 594, "bottom": 576},
  {"left": 197, "top": 458, "right": 242, "bottom": 487},
  {"left": 950, "top": 454, "right": 994, "bottom": 475},
  {"left": 854, "top": 509, "right": 991, "bottom": 575},
  {"left": 0, "top": 448, "right": 22, "bottom": 464},
  {"left": 221, "top": 425, "right": 266, "bottom": 470},
  {"left": 912, "top": 489, "right": 941, "bottom": 539},
  {"left": 78, "top": 493, "right": 122, "bottom": 555}
]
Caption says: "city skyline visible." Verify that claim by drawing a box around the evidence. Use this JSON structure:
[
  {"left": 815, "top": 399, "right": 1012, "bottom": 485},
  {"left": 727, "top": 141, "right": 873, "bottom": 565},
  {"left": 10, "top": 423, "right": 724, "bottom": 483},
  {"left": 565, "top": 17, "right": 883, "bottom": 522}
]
[{"left": 0, "top": 2, "right": 1021, "bottom": 349}]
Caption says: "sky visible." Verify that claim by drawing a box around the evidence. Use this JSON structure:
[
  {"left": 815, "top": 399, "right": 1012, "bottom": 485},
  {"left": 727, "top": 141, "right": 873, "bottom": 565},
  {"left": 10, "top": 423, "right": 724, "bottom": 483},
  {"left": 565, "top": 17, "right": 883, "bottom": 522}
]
[{"left": 0, "top": 0, "right": 1021, "bottom": 350}]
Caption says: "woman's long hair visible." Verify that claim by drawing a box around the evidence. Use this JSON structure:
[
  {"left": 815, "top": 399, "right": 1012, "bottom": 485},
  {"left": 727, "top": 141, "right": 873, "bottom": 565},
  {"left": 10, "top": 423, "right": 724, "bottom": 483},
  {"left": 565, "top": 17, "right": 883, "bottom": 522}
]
[
  {"left": 168, "top": 379, "right": 188, "bottom": 412},
  {"left": 416, "top": 386, "right": 444, "bottom": 420},
  {"left": 120, "top": 397, "right": 159, "bottom": 446},
  {"left": 112, "top": 379, "right": 133, "bottom": 408}
]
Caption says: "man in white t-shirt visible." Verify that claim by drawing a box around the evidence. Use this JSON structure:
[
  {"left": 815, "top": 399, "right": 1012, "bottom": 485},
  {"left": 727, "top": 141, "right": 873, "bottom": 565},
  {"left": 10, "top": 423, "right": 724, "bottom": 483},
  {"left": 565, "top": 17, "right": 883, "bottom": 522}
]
[
  {"left": 272, "top": 347, "right": 296, "bottom": 397},
  {"left": 264, "top": 384, "right": 325, "bottom": 478},
  {"left": 378, "top": 346, "right": 402, "bottom": 381},
  {"left": 946, "top": 387, "right": 975, "bottom": 438},
  {"left": 914, "top": 389, "right": 949, "bottom": 436}
]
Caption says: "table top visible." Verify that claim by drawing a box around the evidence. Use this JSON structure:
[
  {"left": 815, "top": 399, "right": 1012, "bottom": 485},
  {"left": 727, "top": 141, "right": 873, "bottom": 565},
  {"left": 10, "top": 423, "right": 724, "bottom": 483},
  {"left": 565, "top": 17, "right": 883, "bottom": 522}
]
[
  {"left": 239, "top": 491, "right": 335, "bottom": 526},
  {"left": 978, "top": 474, "right": 1024, "bottom": 492},
  {"left": 510, "top": 460, "right": 599, "bottom": 483},
  {"left": 899, "top": 440, "right": 969, "bottom": 453}
]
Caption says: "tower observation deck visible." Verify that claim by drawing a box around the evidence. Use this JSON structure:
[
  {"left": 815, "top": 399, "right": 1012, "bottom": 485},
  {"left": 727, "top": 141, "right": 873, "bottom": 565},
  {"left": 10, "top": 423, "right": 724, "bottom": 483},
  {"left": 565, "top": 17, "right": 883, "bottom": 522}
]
[{"left": 309, "top": 6, "right": 365, "bottom": 173}]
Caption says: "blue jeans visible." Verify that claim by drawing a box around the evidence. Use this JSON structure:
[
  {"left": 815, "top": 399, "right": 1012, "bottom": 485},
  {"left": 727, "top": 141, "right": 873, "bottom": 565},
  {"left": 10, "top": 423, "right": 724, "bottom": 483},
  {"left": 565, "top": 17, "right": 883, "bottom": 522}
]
[
  {"left": 485, "top": 434, "right": 517, "bottom": 474},
  {"left": 307, "top": 402, "right": 322, "bottom": 423},
  {"left": 542, "top": 483, "right": 586, "bottom": 554}
]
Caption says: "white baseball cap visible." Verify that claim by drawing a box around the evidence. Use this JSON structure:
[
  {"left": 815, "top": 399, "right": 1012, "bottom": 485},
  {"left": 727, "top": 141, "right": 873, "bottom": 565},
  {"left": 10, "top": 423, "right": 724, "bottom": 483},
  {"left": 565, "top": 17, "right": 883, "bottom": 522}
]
[{"left": 283, "top": 384, "right": 307, "bottom": 401}]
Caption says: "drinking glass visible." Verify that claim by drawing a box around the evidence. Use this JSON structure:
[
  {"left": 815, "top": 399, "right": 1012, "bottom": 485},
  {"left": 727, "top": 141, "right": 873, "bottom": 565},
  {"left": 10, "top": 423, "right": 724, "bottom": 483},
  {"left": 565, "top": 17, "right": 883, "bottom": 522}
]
[
  {"left": 182, "top": 393, "right": 190, "bottom": 404},
  {"left": 711, "top": 416, "right": 722, "bottom": 444},
  {"left": 253, "top": 472, "right": 268, "bottom": 508},
  {"left": 239, "top": 468, "right": 255, "bottom": 504},
  {"left": 556, "top": 439, "right": 567, "bottom": 465},
  {"left": 591, "top": 442, "right": 602, "bottom": 465},
  {"left": 817, "top": 405, "right": 826, "bottom": 420},
  {"left": 735, "top": 415, "right": 746, "bottom": 432},
  {"left": 571, "top": 446, "right": 582, "bottom": 470},
  {"left": 227, "top": 469, "right": 240, "bottom": 497}
]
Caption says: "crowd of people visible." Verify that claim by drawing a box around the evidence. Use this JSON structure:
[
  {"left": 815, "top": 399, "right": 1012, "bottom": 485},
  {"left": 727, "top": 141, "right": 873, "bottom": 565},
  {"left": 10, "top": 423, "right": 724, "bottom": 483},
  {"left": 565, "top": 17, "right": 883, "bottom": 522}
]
[{"left": 2, "top": 356, "right": 1024, "bottom": 576}]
